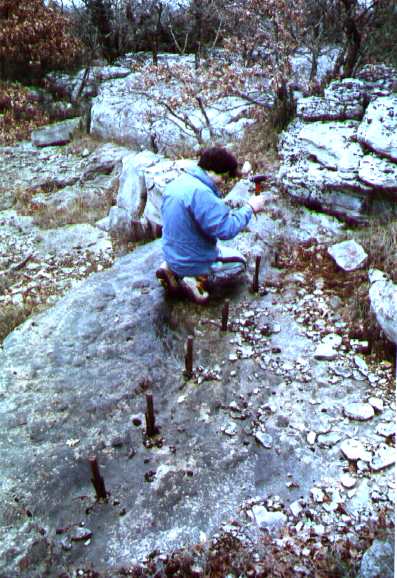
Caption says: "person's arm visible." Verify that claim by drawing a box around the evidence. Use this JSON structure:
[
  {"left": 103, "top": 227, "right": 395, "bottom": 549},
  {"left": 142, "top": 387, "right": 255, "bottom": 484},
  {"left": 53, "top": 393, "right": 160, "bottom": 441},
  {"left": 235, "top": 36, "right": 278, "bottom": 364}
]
[
  {"left": 247, "top": 194, "right": 266, "bottom": 214},
  {"left": 190, "top": 187, "right": 254, "bottom": 240}
]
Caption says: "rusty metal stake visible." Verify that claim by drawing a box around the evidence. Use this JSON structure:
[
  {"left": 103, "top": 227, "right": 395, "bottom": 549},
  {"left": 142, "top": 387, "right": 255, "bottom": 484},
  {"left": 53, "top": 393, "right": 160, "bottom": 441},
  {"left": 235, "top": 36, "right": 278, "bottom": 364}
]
[
  {"left": 221, "top": 299, "right": 230, "bottom": 331},
  {"left": 145, "top": 392, "right": 158, "bottom": 437},
  {"left": 184, "top": 335, "right": 194, "bottom": 378},
  {"left": 89, "top": 455, "right": 107, "bottom": 501},
  {"left": 252, "top": 255, "right": 262, "bottom": 293}
]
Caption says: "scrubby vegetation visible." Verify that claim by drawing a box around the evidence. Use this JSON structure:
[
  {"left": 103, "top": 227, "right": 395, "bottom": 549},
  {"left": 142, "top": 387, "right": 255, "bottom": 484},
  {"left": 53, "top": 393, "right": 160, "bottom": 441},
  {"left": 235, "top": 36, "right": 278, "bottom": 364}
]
[{"left": 0, "top": 82, "right": 50, "bottom": 144}]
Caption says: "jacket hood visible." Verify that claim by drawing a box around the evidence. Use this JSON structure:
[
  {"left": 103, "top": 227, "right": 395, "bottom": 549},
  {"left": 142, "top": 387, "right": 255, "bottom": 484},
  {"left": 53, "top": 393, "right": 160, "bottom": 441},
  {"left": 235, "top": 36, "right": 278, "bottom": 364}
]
[{"left": 185, "top": 164, "right": 220, "bottom": 197}]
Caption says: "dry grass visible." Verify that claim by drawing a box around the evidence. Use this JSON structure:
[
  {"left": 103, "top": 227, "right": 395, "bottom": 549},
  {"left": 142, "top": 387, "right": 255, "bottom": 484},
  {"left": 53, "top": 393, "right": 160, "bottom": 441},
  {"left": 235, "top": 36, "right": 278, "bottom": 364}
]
[
  {"left": 14, "top": 182, "right": 117, "bottom": 229},
  {"left": 235, "top": 114, "right": 280, "bottom": 174},
  {"left": 276, "top": 239, "right": 396, "bottom": 369},
  {"left": 356, "top": 218, "right": 397, "bottom": 283},
  {"left": 0, "top": 302, "right": 36, "bottom": 343}
]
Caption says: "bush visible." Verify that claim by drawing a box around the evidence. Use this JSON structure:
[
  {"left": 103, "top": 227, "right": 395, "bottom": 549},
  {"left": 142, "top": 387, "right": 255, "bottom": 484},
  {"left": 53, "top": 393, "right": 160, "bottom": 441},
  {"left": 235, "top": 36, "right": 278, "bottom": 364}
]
[
  {"left": 0, "top": 82, "right": 50, "bottom": 145},
  {"left": 0, "top": 0, "right": 82, "bottom": 82}
]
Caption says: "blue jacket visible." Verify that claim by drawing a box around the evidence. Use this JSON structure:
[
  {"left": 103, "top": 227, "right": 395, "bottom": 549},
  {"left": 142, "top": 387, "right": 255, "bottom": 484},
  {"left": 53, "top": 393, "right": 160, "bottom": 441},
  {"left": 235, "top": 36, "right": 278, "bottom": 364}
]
[{"left": 161, "top": 164, "right": 253, "bottom": 276}]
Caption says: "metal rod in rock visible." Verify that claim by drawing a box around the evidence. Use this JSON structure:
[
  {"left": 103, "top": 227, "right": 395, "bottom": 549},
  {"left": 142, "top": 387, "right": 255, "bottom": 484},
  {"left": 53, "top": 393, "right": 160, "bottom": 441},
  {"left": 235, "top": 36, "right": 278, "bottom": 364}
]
[
  {"left": 145, "top": 392, "right": 158, "bottom": 437},
  {"left": 89, "top": 455, "right": 107, "bottom": 501},
  {"left": 221, "top": 299, "right": 230, "bottom": 332},
  {"left": 184, "top": 335, "right": 194, "bottom": 378},
  {"left": 252, "top": 255, "right": 262, "bottom": 293}
]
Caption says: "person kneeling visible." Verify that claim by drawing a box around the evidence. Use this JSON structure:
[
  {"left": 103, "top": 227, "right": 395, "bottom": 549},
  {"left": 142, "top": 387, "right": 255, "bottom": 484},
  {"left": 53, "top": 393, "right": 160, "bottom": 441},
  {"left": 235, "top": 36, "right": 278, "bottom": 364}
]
[{"left": 156, "top": 147, "right": 265, "bottom": 304}]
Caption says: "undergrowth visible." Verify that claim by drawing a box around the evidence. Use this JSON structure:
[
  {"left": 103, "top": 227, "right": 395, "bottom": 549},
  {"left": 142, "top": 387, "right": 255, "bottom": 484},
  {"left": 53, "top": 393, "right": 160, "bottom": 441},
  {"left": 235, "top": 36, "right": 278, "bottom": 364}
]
[
  {"left": 276, "top": 237, "right": 396, "bottom": 370},
  {"left": 72, "top": 511, "right": 393, "bottom": 577},
  {"left": 0, "top": 300, "right": 37, "bottom": 343},
  {"left": 0, "top": 81, "right": 50, "bottom": 145},
  {"left": 236, "top": 114, "right": 280, "bottom": 174},
  {"left": 356, "top": 218, "right": 397, "bottom": 284}
]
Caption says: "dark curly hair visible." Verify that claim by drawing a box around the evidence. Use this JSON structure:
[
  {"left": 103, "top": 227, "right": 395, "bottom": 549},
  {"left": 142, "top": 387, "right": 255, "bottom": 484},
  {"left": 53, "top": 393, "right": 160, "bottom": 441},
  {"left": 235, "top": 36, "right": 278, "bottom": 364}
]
[{"left": 198, "top": 147, "right": 240, "bottom": 177}]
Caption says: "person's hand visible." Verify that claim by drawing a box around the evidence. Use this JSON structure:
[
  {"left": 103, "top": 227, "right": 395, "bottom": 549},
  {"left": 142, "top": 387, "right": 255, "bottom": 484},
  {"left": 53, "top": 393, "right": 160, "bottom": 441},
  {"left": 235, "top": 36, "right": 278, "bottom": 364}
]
[{"left": 247, "top": 194, "right": 266, "bottom": 214}]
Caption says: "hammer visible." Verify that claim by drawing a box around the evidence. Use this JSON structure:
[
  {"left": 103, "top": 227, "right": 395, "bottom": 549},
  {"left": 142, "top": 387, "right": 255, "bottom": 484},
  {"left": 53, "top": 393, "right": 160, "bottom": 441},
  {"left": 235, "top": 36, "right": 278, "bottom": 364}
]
[{"left": 250, "top": 174, "right": 270, "bottom": 195}]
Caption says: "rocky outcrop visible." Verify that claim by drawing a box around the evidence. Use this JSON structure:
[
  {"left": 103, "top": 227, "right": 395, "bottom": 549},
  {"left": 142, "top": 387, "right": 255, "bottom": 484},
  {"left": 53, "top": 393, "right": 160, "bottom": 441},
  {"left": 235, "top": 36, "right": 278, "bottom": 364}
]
[
  {"left": 278, "top": 65, "right": 397, "bottom": 224},
  {"left": 358, "top": 539, "right": 395, "bottom": 578},
  {"left": 1, "top": 234, "right": 395, "bottom": 576},
  {"left": 98, "top": 150, "right": 192, "bottom": 239},
  {"left": 45, "top": 65, "right": 132, "bottom": 102},
  {"left": 31, "top": 118, "right": 81, "bottom": 147},
  {"left": 368, "top": 269, "right": 397, "bottom": 346},
  {"left": 357, "top": 95, "right": 397, "bottom": 162},
  {"left": 88, "top": 55, "right": 254, "bottom": 153}
]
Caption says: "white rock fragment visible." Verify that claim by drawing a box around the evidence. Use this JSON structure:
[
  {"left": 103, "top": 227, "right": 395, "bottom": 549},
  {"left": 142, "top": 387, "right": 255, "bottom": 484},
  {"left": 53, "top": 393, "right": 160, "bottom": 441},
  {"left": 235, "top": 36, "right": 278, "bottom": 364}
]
[
  {"left": 327, "top": 240, "right": 368, "bottom": 271},
  {"left": 314, "top": 342, "right": 338, "bottom": 361},
  {"left": 368, "top": 397, "right": 384, "bottom": 413},
  {"left": 317, "top": 431, "right": 343, "bottom": 448},
  {"left": 240, "top": 345, "right": 254, "bottom": 358},
  {"left": 251, "top": 505, "right": 287, "bottom": 531},
  {"left": 70, "top": 526, "right": 93, "bottom": 541},
  {"left": 340, "top": 439, "right": 372, "bottom": 462},
  {"left": 375, "top": 422, "right": 395, "bottom": 438},
  {"left": 370, "top": 444, "right": 396, "bottom": 471},
  {"left": 307, "top": 431, "right": 316, "bottom": 445},
  {"left": 322, "top": 333, "right": 343, "bottom": 349},
  {"left": 254, "top": 431, "right": 273, "bottom": 449},
  {"left": 340, "top": 474, "right": 357, "bottom": 489},
  {"left": 241, "top": 160, "right": 252, "bottom": 175},
  {"left": 222, "top": 422, "right": 238, "bottom": 436},
  {"left": 290, "top": 500, "right": 303, "bottom": 517},
  {"left": 354, "top": 355, "right": 369, "bottom": 375},
  {"left": 311, "top": 487, "right": 325, "bottom": 503},
  {"left": 313, "top": 524, "right": 325, "bottom": 535}
]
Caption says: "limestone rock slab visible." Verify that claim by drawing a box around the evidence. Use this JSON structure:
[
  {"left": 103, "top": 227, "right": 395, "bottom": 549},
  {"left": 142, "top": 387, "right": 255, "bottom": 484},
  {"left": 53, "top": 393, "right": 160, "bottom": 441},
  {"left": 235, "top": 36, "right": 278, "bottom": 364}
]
[
  {"left": 359, "top": 154, "right": 397, "bottom": 193},
  {"left": 297, "top": 96, "right": 364, "bottom": 121},
  {"left": 31, "top": 118, "right": 81, "bottom": 147},
  {"left": 358, "top": 538, "right": 395, "bottom": 578},
  {"left": 357, "top": 95, "right": 397, "bottom": 161},
  {"left": 298, "top": 122, "right": 363, "bottom": 172}
]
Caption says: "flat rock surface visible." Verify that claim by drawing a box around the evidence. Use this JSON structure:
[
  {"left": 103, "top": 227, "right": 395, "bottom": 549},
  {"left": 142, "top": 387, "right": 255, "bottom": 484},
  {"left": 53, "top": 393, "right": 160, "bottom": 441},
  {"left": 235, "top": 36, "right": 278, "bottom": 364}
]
[{"left": 0, "top": 137, "right": 395, "bottom": 576}]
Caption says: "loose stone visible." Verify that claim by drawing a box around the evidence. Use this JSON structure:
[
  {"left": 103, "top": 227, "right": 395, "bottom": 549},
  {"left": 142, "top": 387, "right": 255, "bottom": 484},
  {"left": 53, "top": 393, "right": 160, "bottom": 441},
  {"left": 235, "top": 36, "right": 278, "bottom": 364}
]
[
  {"left": 370, "top": 445, "right": 396, "bottom": 471},
  {"left": 70, "top": 527, "right": 93, "bottom": 542},
  {"left": 254, "top": 431, "right": 273, "bottom": 449},
  {"left": 327, "top": 240, "right": 367, "bottom": 272},
  {"left": 289, "top": 500, "right": 303, "bottom": 517},
  {"left": 340, "top": 474, "right": 357, "bottom": 489},
  {"left": 354, "top": 355, "right": 369, "bottom": 375},
  {"left": 314, "top": 343, "right": 338, "bottom": 361},
  {"left": 368, "top": 397, "right": 384, "bottom": 413},
  {"left": 251, "top": 505, "right": 287, "bottom": 530},
  {"left": 222, "top": 422, "right": 238, "bottom": 437},
  {"left": 343, "top": 402, "right": 375, "bottom": 421},
  {"left": 317, "top": 432, "right": 343, "bottom": 448},
  {"left": 311, "top": 487, "right": 325, "bottom": 503},
  {"left": 307, "top": 431, "right": 316, "bottom": 445},
  {"left": 340, "top": 439, "right": 372, "bottom": 462},
  {"left": 375, "top": 422, "right": 395, "bottom": 438}
]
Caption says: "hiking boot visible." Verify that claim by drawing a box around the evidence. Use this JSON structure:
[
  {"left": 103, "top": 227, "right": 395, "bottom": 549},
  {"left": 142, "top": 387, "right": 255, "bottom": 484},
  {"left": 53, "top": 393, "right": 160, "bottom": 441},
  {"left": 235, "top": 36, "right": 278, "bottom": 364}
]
[
  {"left": 179, "top": 276, "right": 209, "bottom": 305},
  {"left": 156, "top": 262, "right": 180, "bottom": 295}
]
